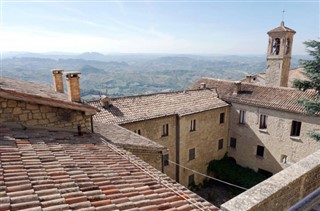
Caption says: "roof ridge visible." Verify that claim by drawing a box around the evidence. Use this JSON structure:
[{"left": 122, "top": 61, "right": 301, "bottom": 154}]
[
  {"left": 88, "top": 88, "right": 217, "bottom": 102},
  {"left": 203, "top": 77, "right": 316, "bottom": 93}
]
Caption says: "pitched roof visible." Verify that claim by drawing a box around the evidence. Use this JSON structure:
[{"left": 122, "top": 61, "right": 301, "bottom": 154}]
[
  {"left": 89, "top": 89, "right": 229, "bottom": 124},
  {"left": 240, "top": 68, "right": 308, "bottom": 87},
  {"left": 268, "top": 21, "right": 296, "bottom": 34},
  {"left": 192, "top": 78, "right": 319, "bottom": 115},
  {"left": 0, "top": 125, "right": 217, "bottom": 211},
  {"left": 94, "top": 122, "right": 167, "bottom": 151},
  {"left": 0, "top": 77, "right": 96, "bottom": 114}
]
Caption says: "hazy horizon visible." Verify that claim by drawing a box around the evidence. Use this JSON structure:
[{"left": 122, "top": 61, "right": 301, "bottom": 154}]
[{"left": 1, "top": 1, "right": 319, "bottom": 55}]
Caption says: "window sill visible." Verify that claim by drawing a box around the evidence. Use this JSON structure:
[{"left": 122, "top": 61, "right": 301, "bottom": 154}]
[
  {"left": 189, "top": 130, "right": 196, "bottom": 133},
  {"left": 161, "top": 135, "right": 169, "bottom": 138},
  {"left": 259, "top": 129, "right": 268, "bottom": 133},
  {"left": 256, "top": 155, "right": 264, "bottom": 160},
  {"left": 238, "top": 123, "right": 247, "bottom": 127},
  {"left": 290, "top": 136, "right": 301, "bottom": 141}
]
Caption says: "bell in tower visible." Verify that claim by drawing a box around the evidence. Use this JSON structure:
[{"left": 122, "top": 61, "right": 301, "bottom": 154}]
[{"left": 265, "top": 21, "right": 296, "bottom": 87}]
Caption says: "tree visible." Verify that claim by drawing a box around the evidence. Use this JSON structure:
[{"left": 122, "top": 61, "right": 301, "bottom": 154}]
[{"left": 293, "top": 40, "right": 320, "bottom": 141}]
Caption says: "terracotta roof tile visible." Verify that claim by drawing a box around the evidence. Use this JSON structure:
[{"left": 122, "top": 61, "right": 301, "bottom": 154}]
[
  {"left": 0, "top": 125, "right": 217, "bottom": 210},
  {"left": 192, "top": 78, "right": 319, "bottom": 115},
  {"left": 89, "top": 89, "right": 229, "bottom": 125}
]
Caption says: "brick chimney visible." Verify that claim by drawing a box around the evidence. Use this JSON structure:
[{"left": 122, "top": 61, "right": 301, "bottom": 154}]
[
  {"left": 246, "top": 75, "right": 252, "bottom": 83},
  {"left": 234, "top": 81, "right": 242, "bottom": 94},
  {"left": 52, "top": 69, "right": 64, "bottom": 93},
  {"left": 65, "top": 72, "right": 81, "bottom": 102}
]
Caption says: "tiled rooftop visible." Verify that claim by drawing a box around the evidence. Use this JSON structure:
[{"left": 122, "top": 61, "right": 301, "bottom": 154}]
[
  {"left": 94, "top": 122, "right": 167, "bottom": 151},
  {"left": 0, "top": 125, "right": 217, "bottom": 211},
  {"left": 240, "top": 68, "right": 308, "bottom": 87},
  {"left": 89, "top": 89, "right": 229, "bottom": 124},
  {"left": 268, "top": 21, "right": 296, "bottom": 33},
  {"left": 0, "top": 77, "right": 95, "bottom": 113},
  {"left": 192, "top": 78, "right": 319, "bottom": 115}
]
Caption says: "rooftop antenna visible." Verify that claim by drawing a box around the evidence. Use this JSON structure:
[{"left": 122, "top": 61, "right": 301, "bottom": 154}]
[{"left": 282, "top": 9, "right": 285, "bottom": 21}]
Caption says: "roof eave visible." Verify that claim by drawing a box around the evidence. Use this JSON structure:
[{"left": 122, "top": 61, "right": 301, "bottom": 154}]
[{"left": 0, "top": 89, "right": 97, "bottom": 115}]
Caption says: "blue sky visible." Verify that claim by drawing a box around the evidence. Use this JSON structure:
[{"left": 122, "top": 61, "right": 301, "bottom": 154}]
[{"left": 1, "top": 0, "right": 319, "bottom": 54}]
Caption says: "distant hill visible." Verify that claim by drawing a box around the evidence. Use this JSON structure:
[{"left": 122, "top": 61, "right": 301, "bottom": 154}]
[
  {"left": 2, "top": 52, "right": 309, "bottom": 99},
  {"left": 76, "top": 52, "right": 107, "bottom": 61}
]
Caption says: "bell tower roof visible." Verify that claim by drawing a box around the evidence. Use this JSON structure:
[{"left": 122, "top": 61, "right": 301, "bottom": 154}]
[{"left": 268, "top": 21, "right": 296, "bottom": 34}]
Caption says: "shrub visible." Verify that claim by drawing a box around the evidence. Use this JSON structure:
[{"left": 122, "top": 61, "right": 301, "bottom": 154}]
[{"left": 207, "top": 154, "right": 267, "bottom": 189}]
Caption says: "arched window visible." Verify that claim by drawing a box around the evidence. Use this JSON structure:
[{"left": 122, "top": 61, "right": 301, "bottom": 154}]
[
  {"left": 285, "top": 38, "right": 290, "bottom": 55},
  {"left": 272, "top": 38, "right": 280, "bottom": 55}
]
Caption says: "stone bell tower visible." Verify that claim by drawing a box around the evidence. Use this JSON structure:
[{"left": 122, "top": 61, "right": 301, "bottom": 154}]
[{"left": 265, "top": 21, "right": 296, "bottom": 87}]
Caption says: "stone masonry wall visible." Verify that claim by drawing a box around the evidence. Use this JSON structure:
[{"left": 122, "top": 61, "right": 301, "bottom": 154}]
[
  {"left": 122, "top": 115, "right": 177, "bottom": 181},
  {"left": 0, "top": 97, "right": 92, "bottom": 132},
  {"left": 228, "top": 103, "right": 320, "bottom": 174},
  {"left": 124, "top": 147, "right": 163, "bottom": 171},
  {"left": 179, "top": 106, "right": 230, "bottom": 186},
  {"left": 123, "top": 106, "right": 230, "bottom": 187},
  {"left": 221, "top": 149, "right": 320, "bottom": 211}
]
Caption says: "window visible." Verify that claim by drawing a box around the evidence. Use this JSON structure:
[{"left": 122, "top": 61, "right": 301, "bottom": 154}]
[
  {"left": 281, "top": 154, "right": 287, "bottom": 164},
  {"left": 190, "top": 119, "right": 196, "bottom": 132},
  {"left": 239, "top": 110, "right": 246, "bottom": 124},
  {"left": 229, "top": 137, "right": 237, "bottom": 149},
  {"left": 134, "top": 129, "right": 141, "bottom": 135},
  {"left": 189, "top": 148, "right": 195, "bottom": 161},
  {"left": 188, "top": 174, "right": 195, "bottom": 186},
  {"left": 290, "top": 121, "right": 301, "bottom": 137},
  {"left": 218, "top": 139, "right": 224, "bottom": 150},
  {"left": 220, "top": 113, "right": 225, "bottom": 124},
  {"left": 259, "top": 114, "right": 267, "bottom": 129},
  {"left": 162, "top": 124, "right": 169, "bottom": 137},
  {"left": 256, "top": 145, "right": 265, "bottom": 157},
  {"left": 163, "top": 154, "right": 169, "bottom": 166},
  {"left": 272, "top": 38, "right": 280, "bottom": 55}
]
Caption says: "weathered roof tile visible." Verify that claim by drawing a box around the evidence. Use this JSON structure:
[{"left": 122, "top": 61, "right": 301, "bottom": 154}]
[
  {"left": 89, "top": 89, "right": 229, "bottom": 125},
  {"left": 0, "top": 126, "right": 217, "bottom": 210},
  {"left": 192, "top": 78, "right": 319, "bottom": 115}
]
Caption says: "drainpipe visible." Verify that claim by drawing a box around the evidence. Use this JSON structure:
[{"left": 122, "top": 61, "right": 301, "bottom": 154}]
[{"left": 175, "top": 115, "right": 180, "bottom": 182}]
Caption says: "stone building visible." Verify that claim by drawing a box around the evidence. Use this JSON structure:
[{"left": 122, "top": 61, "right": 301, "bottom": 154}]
[
  {"left": 0, "top": 70, "right": 168, "bottom": 172},
  {"left": 0, "top": 70, "right": 96, "bottom": 132},
  {"left": 0, "top": 71, "right": 217, "bottom": 210},
  {"left": 191, "top": 21, "right": 320, "bottom": 177},
  {"left": 241, "top": 21, "right": 306, "bottom": 87},
  {"left": 1, "top": 21, "right": 319, "bottom": 210},
  {"left": 191, "top": 79, "right": 320, "bottom": 176},
  {"left": 89, "top": 89, "right": 230, "bottom": 187},
  {"left": 265, "top": 21, "right": 296, "bottom": 87}
]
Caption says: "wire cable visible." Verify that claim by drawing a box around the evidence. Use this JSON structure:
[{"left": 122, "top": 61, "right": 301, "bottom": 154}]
[
  {"left": 100, "top": 138, "right": 211, "bottom": 210},
  {"left": 168, "top": 160, "right": 248, "bottom": 191}
]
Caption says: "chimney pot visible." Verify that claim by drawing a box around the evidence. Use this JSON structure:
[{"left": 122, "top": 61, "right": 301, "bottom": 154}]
[
  {"left": 52, "top": 69, "right": 64, "bottom": 93},
  {"left": 65, "top": 72, "right": 81, "bottom": 102},
  {"left": 100, "top": 95, "right": 111, "bottom": 108},
  {"left": 200, "top": 82, "right": 206, "bottom": 89}
]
